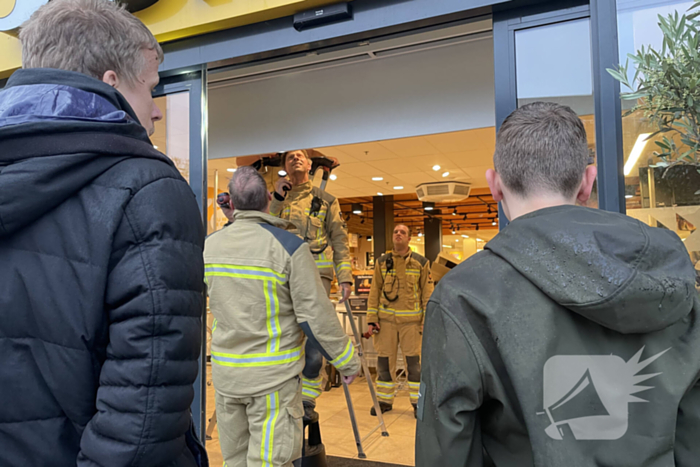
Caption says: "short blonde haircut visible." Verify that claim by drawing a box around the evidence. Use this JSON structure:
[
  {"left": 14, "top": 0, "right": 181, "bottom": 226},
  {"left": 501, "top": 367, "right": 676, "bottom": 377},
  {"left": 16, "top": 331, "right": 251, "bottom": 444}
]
[{"left": 20, "top": 0, "right": 163, "bottom": 86}]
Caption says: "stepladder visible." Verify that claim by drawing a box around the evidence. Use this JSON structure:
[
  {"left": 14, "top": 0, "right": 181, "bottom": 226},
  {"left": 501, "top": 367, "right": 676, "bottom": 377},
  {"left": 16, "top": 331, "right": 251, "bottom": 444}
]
[{"left": 341, "top": 300, "right": 390, "bottom": 458}]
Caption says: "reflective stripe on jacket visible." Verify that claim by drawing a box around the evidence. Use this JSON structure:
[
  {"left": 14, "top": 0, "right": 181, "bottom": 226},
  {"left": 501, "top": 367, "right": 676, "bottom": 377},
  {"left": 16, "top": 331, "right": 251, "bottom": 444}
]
[
  {"left": 367, "top": 251, "right": 434, "bottom": 324},
  {"left": 269, "top": 181, "right": 353, "bottom": 284},
  {"left": 204, "top": 210, "right": 360, "bottom": 397}
]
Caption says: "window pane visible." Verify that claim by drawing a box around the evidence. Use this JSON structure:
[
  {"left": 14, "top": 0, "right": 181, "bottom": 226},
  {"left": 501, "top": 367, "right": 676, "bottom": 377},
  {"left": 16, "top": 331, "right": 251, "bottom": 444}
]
[
  {"left": 515, "top": 19, "right": 598, "bottom": 208},
  {"left": 153, "top": 92, "right": 190, "bottom": 183},
  {"left": 617, "top": 0, "right": 700, "bottom": 282}
]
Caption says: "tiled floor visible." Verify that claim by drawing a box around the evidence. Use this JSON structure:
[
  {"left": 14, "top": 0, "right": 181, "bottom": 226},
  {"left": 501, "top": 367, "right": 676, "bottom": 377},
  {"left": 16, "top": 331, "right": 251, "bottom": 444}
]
[{"left": 204, "top": 366, "right": 416, "bottom": 466}]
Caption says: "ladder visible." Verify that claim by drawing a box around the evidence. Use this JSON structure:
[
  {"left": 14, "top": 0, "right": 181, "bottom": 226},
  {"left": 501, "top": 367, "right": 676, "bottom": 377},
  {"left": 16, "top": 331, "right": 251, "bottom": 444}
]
[{"left": 340, "top": 300, "right": 390, "bottom": 458}]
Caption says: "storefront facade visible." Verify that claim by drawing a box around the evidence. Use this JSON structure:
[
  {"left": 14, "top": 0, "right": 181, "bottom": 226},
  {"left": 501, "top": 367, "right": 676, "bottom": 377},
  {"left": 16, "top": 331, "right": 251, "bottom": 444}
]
[{"left": 3, "top": 0, "right": 698, "bottom": 444}]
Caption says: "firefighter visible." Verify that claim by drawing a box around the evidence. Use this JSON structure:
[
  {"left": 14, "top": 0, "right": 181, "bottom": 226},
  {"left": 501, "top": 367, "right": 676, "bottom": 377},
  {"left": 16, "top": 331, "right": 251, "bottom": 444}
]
[
  {"left": 271, "top": 149, "right": 353, "bottom": 419},
  {"left": 367, "top": 224, "right": 434, "bottom": 418},
  {"left": 205, "top": 167, "right": 360, "bottom": 467}
]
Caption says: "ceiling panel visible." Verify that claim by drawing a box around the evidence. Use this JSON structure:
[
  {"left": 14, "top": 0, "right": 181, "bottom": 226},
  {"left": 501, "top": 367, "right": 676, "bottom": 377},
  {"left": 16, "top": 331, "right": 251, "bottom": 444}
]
[
  {"left": 378, "top": 137, "right": 440, "bottom": 158},
  {"left": 334, "top": 142, "right": 397, "bottom": 161}
]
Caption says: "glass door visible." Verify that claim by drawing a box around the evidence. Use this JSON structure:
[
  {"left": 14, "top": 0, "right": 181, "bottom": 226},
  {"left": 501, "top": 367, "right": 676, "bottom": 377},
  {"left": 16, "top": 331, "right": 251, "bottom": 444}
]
[{"left": 152, "top": 67, "right": 208, "bottom": 441}]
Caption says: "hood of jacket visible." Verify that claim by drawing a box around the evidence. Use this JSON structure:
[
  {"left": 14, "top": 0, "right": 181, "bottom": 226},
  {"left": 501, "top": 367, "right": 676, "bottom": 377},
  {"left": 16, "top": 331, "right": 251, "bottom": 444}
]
[
  {"left": 0, "top": 68, "right": 171, "bottom": 237},
  {"left": 486, "top": 205, "right": 697, "bottom": 334}
]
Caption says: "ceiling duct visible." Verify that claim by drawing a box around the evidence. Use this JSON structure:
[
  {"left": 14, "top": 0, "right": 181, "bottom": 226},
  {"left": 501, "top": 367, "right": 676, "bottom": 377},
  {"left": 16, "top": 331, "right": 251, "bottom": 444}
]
[{"left": 416, "top": 181, "right": 471, "bottom": 203}]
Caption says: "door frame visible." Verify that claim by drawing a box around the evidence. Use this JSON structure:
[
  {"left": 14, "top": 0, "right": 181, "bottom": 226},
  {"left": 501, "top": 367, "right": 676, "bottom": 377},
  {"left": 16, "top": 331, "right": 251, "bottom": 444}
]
[
  {"left": 493, "top": 0, "right": 625, "bottom": 223},
  {"left": 154, "top": 65, "right": 209, "bottom": 442}
]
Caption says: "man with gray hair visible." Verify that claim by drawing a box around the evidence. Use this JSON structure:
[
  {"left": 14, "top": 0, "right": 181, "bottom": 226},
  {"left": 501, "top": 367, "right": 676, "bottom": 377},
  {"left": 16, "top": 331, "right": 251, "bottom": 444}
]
[
  {"left": 417, "top": 102, "right": 700, "bottom": 466},
  {"left": 204, "top": 166, "right": 360, "bottom": 467},
  {"left": 0, "top": 1, "right": 206, "bottom": 466}
]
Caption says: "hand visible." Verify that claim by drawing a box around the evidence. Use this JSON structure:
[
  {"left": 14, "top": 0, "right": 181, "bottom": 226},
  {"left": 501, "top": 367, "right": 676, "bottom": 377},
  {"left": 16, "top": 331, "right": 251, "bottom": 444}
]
[
  {"left": 368, "top": 323, "right": 380, "bottom": 334},
  {"left": 339, "top": 283, "right": 352, "bottom": 304},
  {"left": 342, "top": 374, "right": 357, "bottom": 385},
  {"left": 274, "top": 178, "right": 292, "bottom": 197},
  {"left": 220, "top": 204, "right": 235, "bottom": 222}
]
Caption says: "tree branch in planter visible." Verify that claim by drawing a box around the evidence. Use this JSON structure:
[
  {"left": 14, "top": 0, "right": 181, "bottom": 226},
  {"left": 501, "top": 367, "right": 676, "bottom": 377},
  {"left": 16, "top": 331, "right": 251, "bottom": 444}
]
[{"left": 607, "top": 4, "right": 700, "bottom": 174}]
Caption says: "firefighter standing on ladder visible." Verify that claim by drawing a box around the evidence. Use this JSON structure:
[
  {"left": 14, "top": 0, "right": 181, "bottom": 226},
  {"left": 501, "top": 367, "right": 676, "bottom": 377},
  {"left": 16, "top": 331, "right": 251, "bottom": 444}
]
[
  {"left": 367, "top": 224, "right": 434, "bottom": 418},
  {"left": 271, "top": 149, "right": 354, "bottom": 421}
]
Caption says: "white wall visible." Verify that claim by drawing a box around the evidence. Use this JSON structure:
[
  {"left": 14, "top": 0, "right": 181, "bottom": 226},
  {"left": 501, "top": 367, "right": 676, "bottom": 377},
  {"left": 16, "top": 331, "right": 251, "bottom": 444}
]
[{"left": 208, "top": 37, "right": 495, "bottom": 158}]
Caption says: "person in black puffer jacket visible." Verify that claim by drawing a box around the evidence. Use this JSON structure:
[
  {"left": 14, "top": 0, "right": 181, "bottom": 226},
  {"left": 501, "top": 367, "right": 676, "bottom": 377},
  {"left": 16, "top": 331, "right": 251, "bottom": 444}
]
[{"left": 0, "top": 1, "right": 207, "bottom": 466}]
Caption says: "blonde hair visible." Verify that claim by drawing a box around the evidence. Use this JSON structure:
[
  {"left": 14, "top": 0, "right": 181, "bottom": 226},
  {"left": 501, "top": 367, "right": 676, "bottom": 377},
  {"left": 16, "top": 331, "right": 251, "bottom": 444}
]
[{"left": 20, "top": 0, "right": 163, "bottom": 85}]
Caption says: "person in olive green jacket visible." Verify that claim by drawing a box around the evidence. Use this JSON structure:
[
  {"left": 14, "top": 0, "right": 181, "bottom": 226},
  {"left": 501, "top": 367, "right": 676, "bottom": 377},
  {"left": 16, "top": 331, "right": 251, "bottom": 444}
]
[
  {"left": 416, "top": 102, "right": 700, "bottom": 467},
  {"left": 270, "top": 149, "right": 353, "bottom": 417},
  {"left": 367, "top": 224, "right": 433, "bottom": 418},
  {"left": 205, "top": 167, "right": 360, "bottom": 467}
]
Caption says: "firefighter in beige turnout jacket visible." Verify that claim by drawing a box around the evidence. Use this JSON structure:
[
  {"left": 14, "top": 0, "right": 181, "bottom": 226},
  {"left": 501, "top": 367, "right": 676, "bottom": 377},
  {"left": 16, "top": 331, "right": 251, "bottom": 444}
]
[
  {"left": 270, "top": 150, "right": 353, "bottom": 415},
  {"left": 205, "top": 167, "right": 360, "bottom": 467},
  {"left": 367, "top": 224, "right": 433, "bottom": 418}
]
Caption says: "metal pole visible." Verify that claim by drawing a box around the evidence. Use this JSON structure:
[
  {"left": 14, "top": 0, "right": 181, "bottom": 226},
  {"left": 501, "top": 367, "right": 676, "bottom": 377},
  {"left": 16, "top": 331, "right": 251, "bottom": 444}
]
[{"left": 344, "top": 301, "right": 390, "bottom": 438}]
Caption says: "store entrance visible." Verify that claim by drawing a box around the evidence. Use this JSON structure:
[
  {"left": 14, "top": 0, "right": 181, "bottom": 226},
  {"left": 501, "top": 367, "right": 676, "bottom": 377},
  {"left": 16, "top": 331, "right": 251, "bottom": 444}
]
[
  {"left": 202, "top": 15, "right": 497, "bottom": 466},
  {"left": 204, "top": 126, "right": 499, "bottom": 466}
]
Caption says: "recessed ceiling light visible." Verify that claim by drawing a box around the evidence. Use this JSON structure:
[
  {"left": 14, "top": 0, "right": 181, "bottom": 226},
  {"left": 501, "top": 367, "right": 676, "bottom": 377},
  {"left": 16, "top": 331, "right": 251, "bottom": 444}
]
[
  {"left": 442, "top": 172, "right": 450, "bottom": 177},
  {"left": 393, "top": 186, "right": 404, "bottom": 190},
  {"left": 433, "top": 165, "right": 441, "bottom": 171},
  {"left": 455, "top": 239, "right": 459, "bottom": 242},
  {"left": 418, "top": 232, "right": 423, "bottom": 237},
  {"left": 377, "top": 192, "right": 383, "bottom": 196},
  {"left": 372, "top": 177, "right": 383, "bottom": 181},
  {"left": 330, "top": 174, "right": 337, "bottom": 180},
  {"left": 227, "top": 168, "right": 237, "bottom": 172},
  {"left": 462, "top": 234, "right": 469, "bottom": 238},
  {"left": 278, "top": 170, "right": 287, "bottom": 177}
]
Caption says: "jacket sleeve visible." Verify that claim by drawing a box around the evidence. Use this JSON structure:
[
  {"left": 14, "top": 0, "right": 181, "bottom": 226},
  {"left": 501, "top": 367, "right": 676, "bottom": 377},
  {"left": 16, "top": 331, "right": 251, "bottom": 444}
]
[
  {"left": 676, "top": 377, "right": 700, "bottom": 466},
  {"left": 289, "top": 243, "right": 360, "bottom": 376},
  {"left": 269, "top": 196, "right": 286, "bottom": 217},
  {"left": 77, "top": 176, "right": 205, "bottom": 467},
  {"left": 415, "top": 300, "right": 483, "bottom": 467},
  {"left": 367, "top": 260, "right": 384, "bottom": 324},
  {"left": 326, "top": 198, "right": 353, "bottom": 284}
]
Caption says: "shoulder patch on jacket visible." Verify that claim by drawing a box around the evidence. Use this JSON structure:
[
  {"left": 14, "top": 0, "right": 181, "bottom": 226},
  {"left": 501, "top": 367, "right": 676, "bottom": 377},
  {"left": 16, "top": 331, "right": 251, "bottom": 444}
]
[
  {"left": 260, "top": 223, "right": 304, "bottom": 255},
  {"left": 411, "top": 252, "right": 429, "bottom": 268}
]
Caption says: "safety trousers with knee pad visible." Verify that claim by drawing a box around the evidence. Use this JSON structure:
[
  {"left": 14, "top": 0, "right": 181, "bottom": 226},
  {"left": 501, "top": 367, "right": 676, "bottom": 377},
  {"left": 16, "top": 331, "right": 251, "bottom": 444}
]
[{"left": 372, "top": 320, "right": 422, "bottom": 405}]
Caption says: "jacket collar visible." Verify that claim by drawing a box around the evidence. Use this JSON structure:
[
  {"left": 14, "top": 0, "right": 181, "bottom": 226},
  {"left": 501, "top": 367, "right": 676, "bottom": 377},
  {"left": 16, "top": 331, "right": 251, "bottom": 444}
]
[
  {"left": 288, "top": 181, "right": 314, "bottom": 199},
  {"left": 234, "top": 210, "right": 296, "bottom": 230},
  {"left": 391, "top": 249, "right": 412, "bottom": 260}
]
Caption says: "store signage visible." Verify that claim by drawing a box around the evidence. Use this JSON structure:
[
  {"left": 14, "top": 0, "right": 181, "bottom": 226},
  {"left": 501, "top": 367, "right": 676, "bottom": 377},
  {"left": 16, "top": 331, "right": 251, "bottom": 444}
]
[
  {"left": 354, "top": 274, "right": 373, "bottom": 296},
  {"left": 0, "top": 0, "right": 159, "bottom": 33}
]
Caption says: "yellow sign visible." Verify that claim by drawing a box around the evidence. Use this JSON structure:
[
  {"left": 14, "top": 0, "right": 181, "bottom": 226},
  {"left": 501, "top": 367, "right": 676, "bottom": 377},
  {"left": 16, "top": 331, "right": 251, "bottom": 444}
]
[{"left": 0, "top": 0, "right": 340, "bottom": 79}]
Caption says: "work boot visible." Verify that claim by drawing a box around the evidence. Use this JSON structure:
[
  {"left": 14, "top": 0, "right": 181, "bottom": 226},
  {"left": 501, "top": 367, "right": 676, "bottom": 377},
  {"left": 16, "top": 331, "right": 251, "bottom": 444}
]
[
  {"left": 303, "top": 401, "right": 319, "bottom": 424},
  {"left": 413, "top": 403, "right": 418, "bottom": 419},
  {"left": 370, "top": 402, "right": 393, "bottom": 416}
]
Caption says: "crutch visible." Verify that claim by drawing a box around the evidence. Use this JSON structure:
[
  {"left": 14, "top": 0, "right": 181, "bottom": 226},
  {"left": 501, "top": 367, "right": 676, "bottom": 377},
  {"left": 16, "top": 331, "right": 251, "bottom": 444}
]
[{"left": 341, "top": 300, "right": 390, "bottom": 458}]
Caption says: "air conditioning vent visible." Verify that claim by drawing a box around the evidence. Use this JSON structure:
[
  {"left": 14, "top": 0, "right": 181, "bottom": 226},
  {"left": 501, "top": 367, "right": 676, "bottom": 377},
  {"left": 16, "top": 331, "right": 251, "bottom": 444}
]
[
  {"left": 426, "top": 184, "right": 450, "bottom": 195},
  {"left": 453, "top": 184, "right": 471, "bottom": 195},
  {"left": 416, "top": 181, "right": 471, "bottom": 202}
]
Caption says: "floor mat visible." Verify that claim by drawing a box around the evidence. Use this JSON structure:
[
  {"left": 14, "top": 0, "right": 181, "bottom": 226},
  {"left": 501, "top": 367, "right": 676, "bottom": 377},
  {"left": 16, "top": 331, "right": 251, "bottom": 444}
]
[{"left": 327, "top": 456, "right": 408, "bottom": 467}]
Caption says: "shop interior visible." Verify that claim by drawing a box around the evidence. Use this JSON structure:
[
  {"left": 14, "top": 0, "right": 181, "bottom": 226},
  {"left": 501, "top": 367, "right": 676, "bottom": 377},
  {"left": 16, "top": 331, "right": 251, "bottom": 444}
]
[{"left": 148, "top": 8, "right": 699, "bottom": 465}]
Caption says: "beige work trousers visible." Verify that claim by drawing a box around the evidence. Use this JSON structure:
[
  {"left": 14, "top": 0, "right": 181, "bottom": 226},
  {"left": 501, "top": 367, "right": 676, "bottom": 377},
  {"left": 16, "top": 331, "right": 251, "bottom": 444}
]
[
  {"left": 216, "top": 377, "right": 304, "bottom": 467},
  {"left": 373, "top": 320, "right": 422, "bottom": 405}
]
